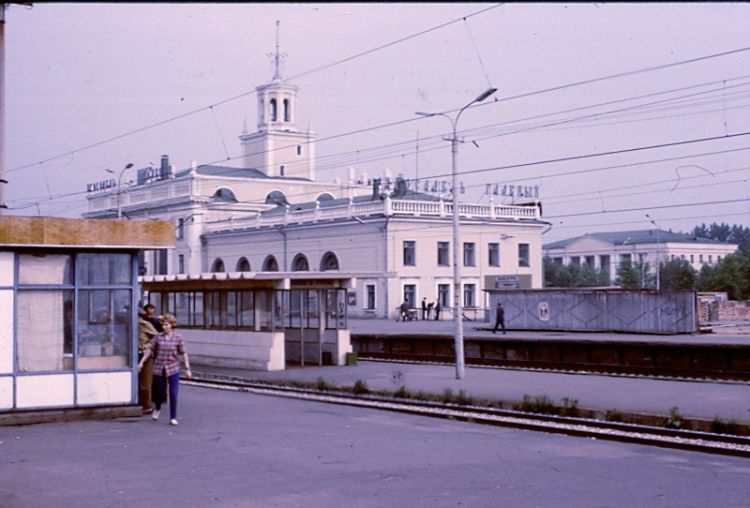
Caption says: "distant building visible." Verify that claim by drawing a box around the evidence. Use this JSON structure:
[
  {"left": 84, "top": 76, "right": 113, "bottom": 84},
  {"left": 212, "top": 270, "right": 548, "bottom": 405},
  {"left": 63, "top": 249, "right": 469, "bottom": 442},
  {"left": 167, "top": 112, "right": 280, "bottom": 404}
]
[
  {"left": 85, "top": 54, "right": 547, "bottom": 319},
  {"left": 543, "top": 229, "right": 738, "bottom": 282}
]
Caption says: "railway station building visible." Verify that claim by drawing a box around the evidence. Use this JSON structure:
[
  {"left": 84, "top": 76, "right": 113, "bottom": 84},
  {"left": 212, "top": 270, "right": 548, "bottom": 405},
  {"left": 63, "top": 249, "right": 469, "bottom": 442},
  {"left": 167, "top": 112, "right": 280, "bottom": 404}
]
[{"left": 84, "top": 59, "right": 547, "bottom": 320}]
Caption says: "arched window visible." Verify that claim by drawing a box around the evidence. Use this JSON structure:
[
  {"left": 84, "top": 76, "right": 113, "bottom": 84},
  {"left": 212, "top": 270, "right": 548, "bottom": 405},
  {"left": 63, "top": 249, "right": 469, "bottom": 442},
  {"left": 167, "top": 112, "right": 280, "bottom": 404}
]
[
  {"left": 283, "top": 98, "right": 291, "bottom": 122},
  {"left": 316, "top": 192, "right": 335, "bottom": 202},
  {"left": 265, "top": 190, "right": 288, "bottom": 206},
  {"left": 270, "top": 98, "right": 277, "bottom": 122},
  {"left": 320, "top": 252, "right": 339, "bottom": 271},
  {"left": 211, "top": 258, "right": 225, "bottom": 273},
  {"left": 236, "top": 257, "right": 251, "bottom": 272},
  {"left": 212, "top": 187, "right": 238, "bottom": 203},
  {"left": 262, "top": 255, "right": 279, "bottom": 272},
  {"left": 292, "top": 254, "right": 309, "bottom": 272}
]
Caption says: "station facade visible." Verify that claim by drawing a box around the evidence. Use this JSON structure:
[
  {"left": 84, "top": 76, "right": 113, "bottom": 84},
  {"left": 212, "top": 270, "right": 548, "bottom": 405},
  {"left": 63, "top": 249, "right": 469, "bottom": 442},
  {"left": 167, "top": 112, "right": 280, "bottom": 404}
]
[{"left": 85, "top": 59, "right": 547, "bottom": 320}]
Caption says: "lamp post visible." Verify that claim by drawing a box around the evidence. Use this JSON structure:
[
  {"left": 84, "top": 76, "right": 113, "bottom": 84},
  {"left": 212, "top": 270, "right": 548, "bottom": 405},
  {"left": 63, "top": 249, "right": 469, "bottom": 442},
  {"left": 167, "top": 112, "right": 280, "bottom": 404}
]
[
  {"left": 416, "top": 86, "right": 497, "bottom": 380},
  {"left": 106, "top": 162, "right": 134, "bottom": 219},
  {"left": 646, "top": 214, "right": 660, "bottom": 291}
]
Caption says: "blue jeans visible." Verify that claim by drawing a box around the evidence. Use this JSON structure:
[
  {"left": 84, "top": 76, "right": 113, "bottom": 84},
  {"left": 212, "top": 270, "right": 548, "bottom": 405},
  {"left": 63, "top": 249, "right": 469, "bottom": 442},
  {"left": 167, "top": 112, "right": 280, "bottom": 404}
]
[{"left": 152, "top": 371, "right": 180, "bottom": 420}]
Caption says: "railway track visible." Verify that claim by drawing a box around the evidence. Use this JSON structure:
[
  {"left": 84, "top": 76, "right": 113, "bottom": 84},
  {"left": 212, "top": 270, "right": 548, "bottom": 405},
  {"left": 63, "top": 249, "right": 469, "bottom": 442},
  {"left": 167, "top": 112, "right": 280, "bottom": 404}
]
[{"left": 187, "top": 375, "right": 750, "bottom": 458}]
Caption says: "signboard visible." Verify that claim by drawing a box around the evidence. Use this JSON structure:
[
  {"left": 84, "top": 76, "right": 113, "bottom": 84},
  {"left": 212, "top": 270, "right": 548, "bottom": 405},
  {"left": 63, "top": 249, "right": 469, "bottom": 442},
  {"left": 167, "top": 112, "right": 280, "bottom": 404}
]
[
  {"left": 484, "top": 274, "right": 532, "bottom": 290},
  {"left": 493, "top": 275, "right": 520, "bottom": 289}
]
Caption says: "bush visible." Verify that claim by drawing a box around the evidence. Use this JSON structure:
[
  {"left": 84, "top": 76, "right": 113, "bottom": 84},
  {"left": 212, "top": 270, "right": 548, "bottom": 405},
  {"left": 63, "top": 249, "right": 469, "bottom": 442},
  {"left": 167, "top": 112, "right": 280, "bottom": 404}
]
[
  {"left": 394, "top": 385, "right": 411, "bottom": 399},
  {"left": 665, "top": 406, "right": 683, "bottom": 429}
]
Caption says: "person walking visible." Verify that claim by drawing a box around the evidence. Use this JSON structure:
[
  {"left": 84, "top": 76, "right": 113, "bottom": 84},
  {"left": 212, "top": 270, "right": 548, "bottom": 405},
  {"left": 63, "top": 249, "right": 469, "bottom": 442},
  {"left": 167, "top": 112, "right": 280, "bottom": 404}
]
[
  {"left": 492, "top": 301, "right": 506, "bottom": 334},
  {"left": 138, "top": 314, "right": 192, "bottom": 426},
  {"left": 421, "top": 297, "right": 427, "bottom": 320},
  {"left": 434, "top": 300, "right": 441, "bottom": 320},
  {"left": 137, "top": 309, "right": 158, "bottom": 414}
]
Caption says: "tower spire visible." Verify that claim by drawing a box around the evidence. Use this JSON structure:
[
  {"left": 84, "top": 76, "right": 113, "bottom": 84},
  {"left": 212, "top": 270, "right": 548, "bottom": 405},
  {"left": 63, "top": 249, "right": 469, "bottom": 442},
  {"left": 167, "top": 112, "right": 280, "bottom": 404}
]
[{"left": 269, "top": 20, "right": 286, "bottom": 81}]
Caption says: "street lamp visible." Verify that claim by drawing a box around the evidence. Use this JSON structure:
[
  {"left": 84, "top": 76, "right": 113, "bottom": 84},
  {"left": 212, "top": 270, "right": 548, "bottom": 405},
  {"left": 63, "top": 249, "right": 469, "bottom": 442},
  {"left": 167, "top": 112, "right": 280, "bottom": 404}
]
[
  {"left": 416, "top": 86, "right": 497, "bottom": 380},
  {"left": 646, "top": 214, "right": 661, "bottom": 291},
  {"left": 106, "top": 162, "right": 134, "bottom": 219}
]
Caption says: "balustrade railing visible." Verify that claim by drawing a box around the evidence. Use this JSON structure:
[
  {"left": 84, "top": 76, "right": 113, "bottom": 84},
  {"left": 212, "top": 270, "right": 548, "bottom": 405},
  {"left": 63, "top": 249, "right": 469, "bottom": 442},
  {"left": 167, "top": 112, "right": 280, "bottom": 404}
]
[{"left": 205, "top": 198, "right": 540, "bottom": 233}]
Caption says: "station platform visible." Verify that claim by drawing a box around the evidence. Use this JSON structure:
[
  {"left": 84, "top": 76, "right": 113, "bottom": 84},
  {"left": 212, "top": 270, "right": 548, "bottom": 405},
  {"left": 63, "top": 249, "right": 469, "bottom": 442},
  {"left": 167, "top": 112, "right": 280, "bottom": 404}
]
[
  {"left": 193, "top": 318, "right": 750, "bottom": 426},
  {"left": 348, "top": 317, "right": 750, "bottom": 345}
]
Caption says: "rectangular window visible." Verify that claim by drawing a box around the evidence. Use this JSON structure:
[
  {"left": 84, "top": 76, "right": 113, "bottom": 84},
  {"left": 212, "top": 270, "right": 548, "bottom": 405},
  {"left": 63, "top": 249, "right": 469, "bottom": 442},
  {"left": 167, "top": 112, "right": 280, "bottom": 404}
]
[
  {"left": 709, "top": 255, "right": 713, "bottom": 263},
  {"left": 488, "top": 243, "right": 500, "bottom": 267},
  {"left": 518, "top": 244, "right": 530, "bottom": 267},
  {"left": 570, "top": 256, "right": 580, "bottom": 266},
  {"left": 76, "top": 289, "right": 131, "bottom": 369},
  {"left": 553, "top": 257, "right": 563, "bottom": 265},
  {"left": 176, "top": 218, "right": 185, "bottom": 240},
  {"left": 154, "top": 249, "right": 168, "bottom": 275},
  {"left": 437, "top": 242, "right": 450, "bottom": 266},
  {"left": 296, "top": 145, "right": 302, "bottom": 156},
  {"left": 239, "top": 291, "right": 254, "bottom": 328},
  {"left": 620, "top": 253, "right": 632, "bottom": 266},
  {"left": 207, "top": 292, "right": 222, "bottom": 328},
  {"left": 178, "top": 255, "right": 185, "bottom": 274},
  {"left": 690, "top": 254, "right": 694, "bottom": 263},
  {"left": 403, "top": 241, "right": 416, "bottom": 266},
  {"left": 438, "top": 284, "right": 450, "bottom": 308},
  {"left": 463, "top": 242, "right": 476, "bottom": 267},
  {"left": 366, "top": 284, "right": 376, "bottom": 310},
  {"left": 699, "top": 254, "right": 704, "bottom": 263},
  {"left": 19, "top": 253, "right": 73, "bottom": 285},
  {"left": 463, "top": 284, "right": 476, "bottom": 308},
  {"left": 403, "top": 284, "right": 416, "bottom": 308},
  {"left": 585, "top": 255, "right": 595, "bottom": 268},
  {"left": 16, "top": 290, "right": 74, "bottom": 372},
  {"left": 226, "top": 291, "right": 238, "bottom": 328}
]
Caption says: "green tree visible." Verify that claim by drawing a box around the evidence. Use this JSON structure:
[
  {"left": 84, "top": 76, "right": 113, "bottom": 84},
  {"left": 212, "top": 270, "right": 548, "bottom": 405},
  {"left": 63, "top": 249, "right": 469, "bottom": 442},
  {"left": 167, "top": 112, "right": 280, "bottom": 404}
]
[
  {"left": 697, "top": 251, "right": 750, "bottom": 299},
  {"left": 659, "top": 258, "right": 696, "bottom": 291},
  {"left": 615, "top": 262, "right": 639, "bottom": 289},
  {"left": 544, "top": 257, "right": 612, "bottom": 288}
]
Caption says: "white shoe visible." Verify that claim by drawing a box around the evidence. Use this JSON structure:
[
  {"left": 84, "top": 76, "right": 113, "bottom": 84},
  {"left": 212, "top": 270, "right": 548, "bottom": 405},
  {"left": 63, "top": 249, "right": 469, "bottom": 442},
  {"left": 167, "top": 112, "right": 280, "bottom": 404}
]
[
  {"left": 169, "top": 419, "right": 179, "bottom": 426},
  {"left": 152, "top": 409, "right": 160, "bottom": 421}
]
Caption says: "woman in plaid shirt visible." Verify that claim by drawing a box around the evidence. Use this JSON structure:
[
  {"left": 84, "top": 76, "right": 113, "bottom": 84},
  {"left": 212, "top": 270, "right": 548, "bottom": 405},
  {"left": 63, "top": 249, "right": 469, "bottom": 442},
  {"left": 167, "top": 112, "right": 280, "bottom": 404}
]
[{"left": 138, "top": 314, "right": 192, "bottom": 426}]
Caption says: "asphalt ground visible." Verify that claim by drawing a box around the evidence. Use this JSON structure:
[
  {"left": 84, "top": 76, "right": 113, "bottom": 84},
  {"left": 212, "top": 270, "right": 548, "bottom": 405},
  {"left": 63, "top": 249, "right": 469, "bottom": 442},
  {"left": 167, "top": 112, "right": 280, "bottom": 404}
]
[
  {"left": 190, "top": 317, "right": 750, "bottom": 425},
  {"left": 2, "top": 384, "right": 750, "bottom": 508}
]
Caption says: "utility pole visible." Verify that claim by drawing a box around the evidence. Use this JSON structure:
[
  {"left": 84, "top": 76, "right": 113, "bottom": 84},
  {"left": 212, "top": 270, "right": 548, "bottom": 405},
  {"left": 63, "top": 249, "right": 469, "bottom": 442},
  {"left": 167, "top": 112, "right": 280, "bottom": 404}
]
[
  {"left": 0, "top": 4, "right": 8, "bottom": 214},
  {"left": 416, "top": 86, "right": 497, "bottom": 380},
  {"left": 0, "top": 3, "right": 33, "bottom": 215}
]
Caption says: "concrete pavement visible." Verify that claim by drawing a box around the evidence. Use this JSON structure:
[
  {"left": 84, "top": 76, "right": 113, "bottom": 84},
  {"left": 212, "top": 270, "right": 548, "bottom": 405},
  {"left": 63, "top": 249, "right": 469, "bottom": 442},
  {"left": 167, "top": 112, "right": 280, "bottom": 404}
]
[{"left": 3, "top": 384, "right": 750, "bottom": 508}]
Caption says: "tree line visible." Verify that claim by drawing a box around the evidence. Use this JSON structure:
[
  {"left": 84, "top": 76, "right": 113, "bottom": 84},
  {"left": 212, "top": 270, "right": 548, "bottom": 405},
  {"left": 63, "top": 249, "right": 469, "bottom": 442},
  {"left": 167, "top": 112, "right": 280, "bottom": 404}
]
[{"left": 543, "top": 223, "right": 750, "bottom": 300}]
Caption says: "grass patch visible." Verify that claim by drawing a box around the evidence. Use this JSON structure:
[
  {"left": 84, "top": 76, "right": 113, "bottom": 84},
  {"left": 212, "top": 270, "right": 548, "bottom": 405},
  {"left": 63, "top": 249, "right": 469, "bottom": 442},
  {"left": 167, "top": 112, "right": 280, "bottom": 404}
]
[
  {"left": 665, "top": 406, "right": 683, "bottom": 429},
  {"left": 353, "top": 379, "right": 370, "bottom": 395}
]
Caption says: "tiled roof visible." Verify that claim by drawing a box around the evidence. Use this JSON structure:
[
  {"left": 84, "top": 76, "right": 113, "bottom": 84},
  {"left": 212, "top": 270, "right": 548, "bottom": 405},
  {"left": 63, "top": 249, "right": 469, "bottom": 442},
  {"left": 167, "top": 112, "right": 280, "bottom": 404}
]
[{"left": 174, "top": 165, "right": 309, "bottom": 181}]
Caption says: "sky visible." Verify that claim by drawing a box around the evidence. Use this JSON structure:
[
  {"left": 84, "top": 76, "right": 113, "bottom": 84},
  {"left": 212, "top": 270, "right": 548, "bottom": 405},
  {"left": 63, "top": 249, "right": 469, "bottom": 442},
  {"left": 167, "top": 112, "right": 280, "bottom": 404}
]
[{"left": 4, "top": 2, "right": 750, "bottom": 243}]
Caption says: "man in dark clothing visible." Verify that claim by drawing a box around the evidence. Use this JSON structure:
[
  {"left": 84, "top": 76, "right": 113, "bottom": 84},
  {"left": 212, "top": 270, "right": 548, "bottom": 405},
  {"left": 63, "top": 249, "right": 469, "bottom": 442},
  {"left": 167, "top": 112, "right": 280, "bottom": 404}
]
[
  {"left": 434, "top": 300, "right": 441, "bottom": 320},
  {"left": 143, "top": 303, "right": 163, "bottom": 333},
  {"left": 492, "top": 301, "right": 506, "bottom": 334},
  {"left": 421, "top": 298, "right": 427, "bottom": 320}
]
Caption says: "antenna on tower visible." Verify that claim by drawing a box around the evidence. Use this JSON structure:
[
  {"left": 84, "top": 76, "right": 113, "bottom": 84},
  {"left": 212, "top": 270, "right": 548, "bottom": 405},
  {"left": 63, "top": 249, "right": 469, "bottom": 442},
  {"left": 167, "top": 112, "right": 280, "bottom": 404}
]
[{"left": 268, "top": 20, "right": 287, "bottom": 81}]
